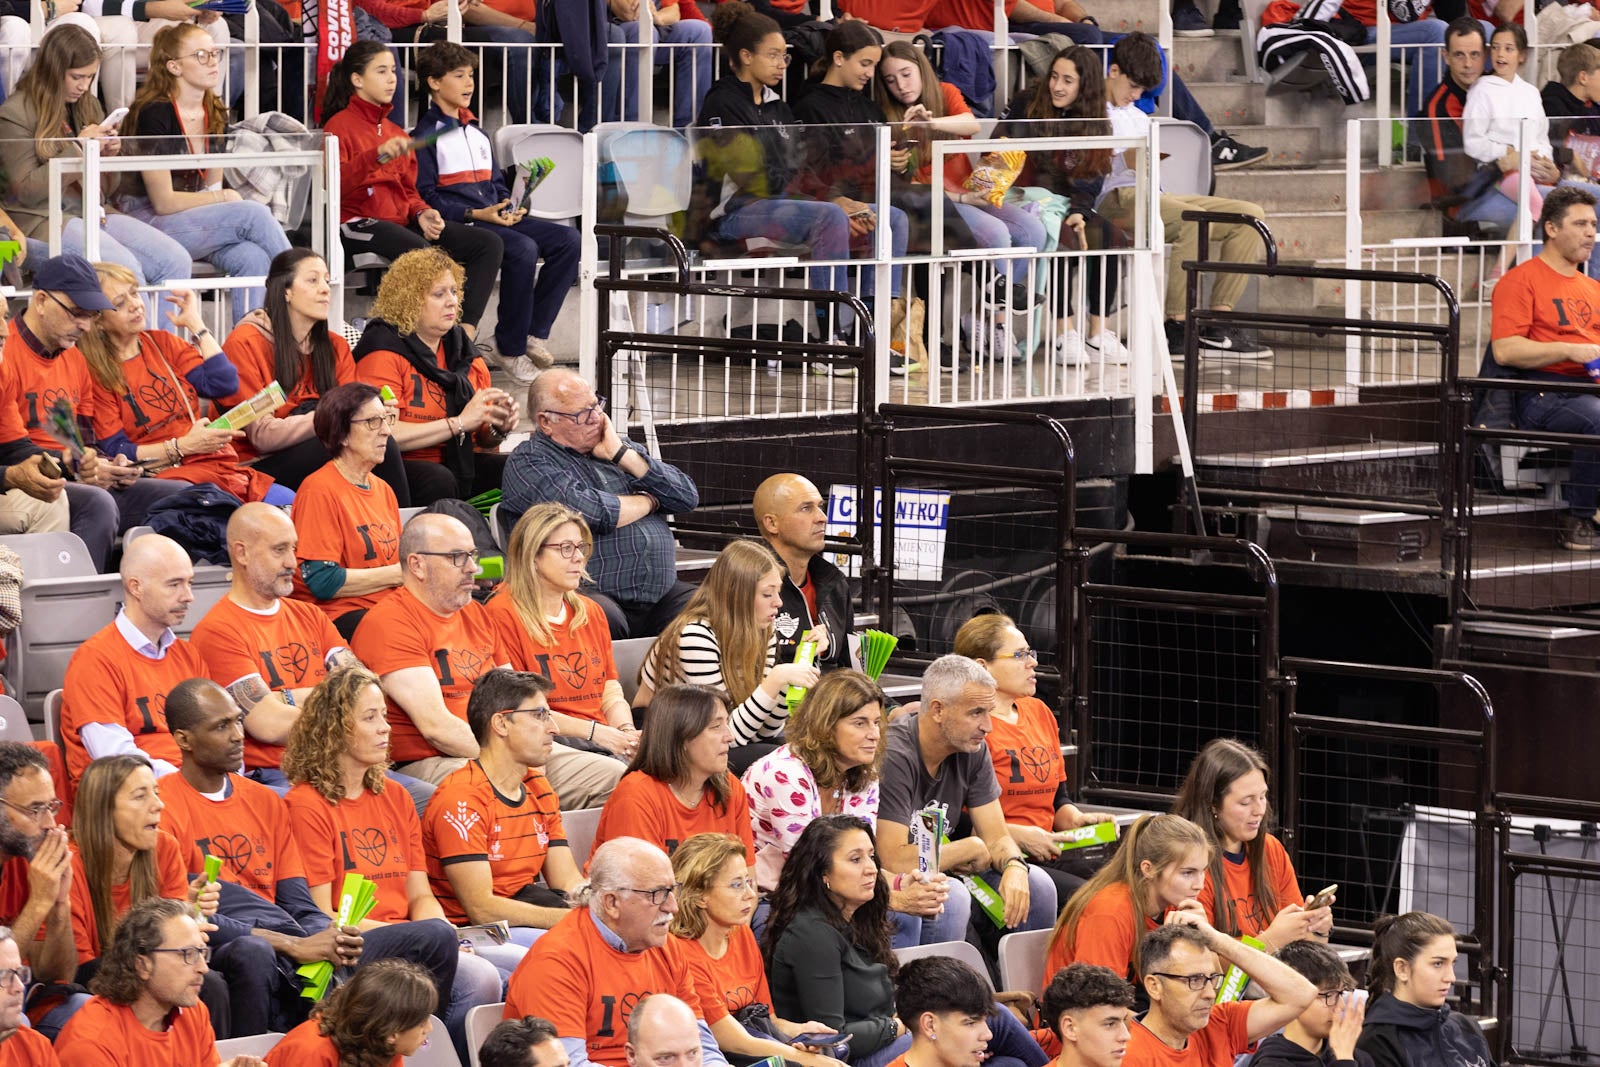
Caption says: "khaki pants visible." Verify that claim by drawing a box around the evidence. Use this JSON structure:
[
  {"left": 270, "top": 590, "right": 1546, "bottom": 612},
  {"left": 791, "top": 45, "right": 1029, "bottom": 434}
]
[
  {"left": 1102, "top": 188, "right": 1266, "bottom": 319},
  {"left": 398, "top": 743, "right": 624, "bottom": 810},
  {"left": 0, "top": 487, "right": 69, "bottom": 535}
]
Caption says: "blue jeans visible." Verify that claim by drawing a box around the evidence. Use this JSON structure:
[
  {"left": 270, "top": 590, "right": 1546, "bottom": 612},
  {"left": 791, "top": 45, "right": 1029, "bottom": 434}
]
[
  {"left": 1457, "top": 187, "right": 1518, "bottom": 231},
  {"left": 484, "top": 215, "right": 581, "bottom": 350},
  {"left": 955, "top": 199, "right": 1048, "bottom": 279},
  {"left": 888, "top": 884, "right": 972, "bottom": 948},
  {"left": 1517, "top": 387, "right": 1600, "bottom": 513},
  {"left": 119, "top": 195, "right": 291, "bottom": 324},
  {"left": 603, "top": 17, "right": 713, "bottom": 128},
  {"left": 1363, "top": 19, "right": 1453, "bottom": 118},
  {"left": 711, "top": 195, "right": 853, "bottom": 292},
  {"left": 29, "top": 214, "right": 191, "bottom": 288}
]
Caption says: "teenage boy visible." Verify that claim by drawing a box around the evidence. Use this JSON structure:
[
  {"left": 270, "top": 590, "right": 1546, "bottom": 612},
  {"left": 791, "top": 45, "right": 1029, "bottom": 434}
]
[
  {"left": 1544, "top": 43, "right": 1600, "bottom": 183},
  {"left": 1248, "top": 942, "right": 1371, "bottom": 1067},
  {"left": 412, "top": 41, "right": 582, "bottom": 382},
  {"left": 887, "top": 955, "right": 1052, "bottom": 1067},
  {"left": 1040, "top": 963, "right": 1136, "bottom": 1067}
]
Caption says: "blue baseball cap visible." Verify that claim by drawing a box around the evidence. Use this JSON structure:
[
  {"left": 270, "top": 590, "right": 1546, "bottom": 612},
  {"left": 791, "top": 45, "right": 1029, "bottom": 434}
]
[{"left": 31, "top": 254, "right": 115, "bottom": 312}]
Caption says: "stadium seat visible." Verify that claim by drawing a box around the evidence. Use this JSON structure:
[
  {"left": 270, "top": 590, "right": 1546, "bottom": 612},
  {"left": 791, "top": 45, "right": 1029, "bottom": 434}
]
[
  {"left": 488, "top": 502, "right": 506, "bottom": 550},
  {"left": 0, "top": 533, "right": 121, "bottom": 716},
  {"left": 894, "top": 941, "right": 995, "bottom": 992},
  {"left": 998, "top": 928, "right": 1053, "bottom": 998},
  {"left": 563, "top": 806, "right": 603, "bottom": 867},
  {"left": 406, "top": 1015, "right": 459, "bottom": 1066},
  {"left": 400, "top": 507, "right": 425, "bottom": 524},
  {"left": 464, "top": 1002, "right": 505, "bottom": 1067},
  {"left": 595, "top": 122, "right": 694, "bottom": 231},
  {"left": 492, "top": 125, "right": 584, "bottom": 222},
  {"left": 218, "top": 1032, "right": 285, "bottom": 1058},
  {"left": 43, "top": 689, "right": 61, "bottom": 747},
  {"left": 0, "top": 694, "right": 31, "bottom": 744},
  {"left": 1154, "top": 120, "right": 1213, "bottom": 198},
  {"left": 613, "top": 638, "right": 654, "bottom": 704}
]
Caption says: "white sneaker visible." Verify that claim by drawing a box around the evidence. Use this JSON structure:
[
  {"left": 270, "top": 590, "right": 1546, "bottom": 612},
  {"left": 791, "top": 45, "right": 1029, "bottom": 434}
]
[
  {"left": 506, "top": 356, "right": 540, "bottom": 383},
  {"left": 1054, "top": 328, "right": 1087, "bottom": 366},
  {"left": 1087, "top": 331, "right": 1130, "bottom": 364}
]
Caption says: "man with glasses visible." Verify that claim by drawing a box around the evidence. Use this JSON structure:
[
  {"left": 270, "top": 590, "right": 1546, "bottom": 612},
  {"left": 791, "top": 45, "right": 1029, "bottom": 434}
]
[
  {"left": 351, "top": 514, "right": 621, "bottom": 810},
  {"left": 0, "top": 925, "right": 55, "bottom": 1063},
  {"left": 503, "top": 368, "right": 700, "bottom": 640},
  {"left": 1124, "top": 920, "right": 1314, "bottom": 1067},
  {"left": 0, "top": 744, "right": 76, "bottom": 1033},
  {"left": 1246, "top": 942, "right": 1367, "bottom": 1067},
  {"left": 753, "top": 473, "right": 850, "bottom": 669},
  {"left": 422, "top": 669, "right": 583, "bottom": 942},
  {"left": 504, "top": 837, "right": 729, "bottom": 1067}
]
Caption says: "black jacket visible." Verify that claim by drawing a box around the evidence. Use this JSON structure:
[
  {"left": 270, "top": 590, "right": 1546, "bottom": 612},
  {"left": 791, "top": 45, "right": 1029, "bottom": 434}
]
[
  {"left": 1355, "top": 993, "right": 1495, "bottom": 1067},
  {"left": 1540, "top": 80, "right": 1600, "bottom": 171},
  {"left": 353, "top": 317, "right": 480, "bottom": 488},
  {"left": 792, "top": 82, "right": 887, "bottom": 203},
  {"left": 772, "top": 549, "right": 851, "bottom": 669},
  {"left": 696, "top": 72, "right": 806, "bottom": 211},
  {"left": 1250, "top": 1034, "right": 1375, "bottom": 1067}
]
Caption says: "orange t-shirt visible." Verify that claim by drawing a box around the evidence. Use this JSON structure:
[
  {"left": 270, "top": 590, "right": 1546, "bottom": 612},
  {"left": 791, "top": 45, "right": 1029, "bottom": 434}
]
[
  {"left": 285, "top": 779, "right": 424, "bottom": 924},
  {"left": 504, "top": 908, "right": 724, "bottom": 1063},
  {"left": 676, "top": 926, "right": 772, "bottom": 1017},
  {"left": 484, "top": 591, "right": 619, "bottom": 724},
  {"left": 353, "top": 345, "right": 492, "bottom": 464},
  {"left": 909, "top": 82, "right": 977, "bottom": 190},
  {"left": 422, "top": 760, "right": 566, "bottom": 924},
  {"left": 1490, "top": 255, "right": 1600, "bottom": 378},
  {"left": 351, "top": 587, "right": 506, "bottom": 764},
  {"left": 60, "top": 623, "right": 211, "bottom": 785},
  {"left": 1197, "top": 833, "right": 1302, "bottom": 940},
  {"left": 0, "top": 319, "right": 96, "bottom": 450},
  {"left": 56, "top": 996, "right": 219, "bottom": 1067},
  {"left": 158, "top": 772, "right": 305, "bottom": 902},
  {"left": 592, "top": 771, "right": 755, "bottom": 863},
  {"left": 291, "top": 461, "right": 402, "bottom": 620},
  {"left": 1123, "top": 1002, "right": 1252, "bottom": 1067},
  {"left": 190, "top": 594, "right": 347, "bottom": 771},
  {"left": 0, "top": 1026, "right": 60, "bottom": 1066},
  {"left": 220, "top": 325, "right": 356, "bottom": 463},
  {"left": 68, "top": 831, "right": 191, "bottom": 962},
  {"left": 984, "top": 696, "right": 1066, "bottom": 832},
  {"left": 1043, "top": 880, "right": 1160, "bottom": 989},
  {"left": 266, "top": 1019, "right": 401, "bottom": 1067}
]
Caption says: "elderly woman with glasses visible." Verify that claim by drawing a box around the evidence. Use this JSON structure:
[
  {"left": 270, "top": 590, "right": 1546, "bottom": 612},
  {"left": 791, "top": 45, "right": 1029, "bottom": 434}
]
[
  {"left": 292, "top": 382, "right": 405, "bottom": 639},
  {"left": 353, "top": 248, "right": 519, "bottom": 507}
]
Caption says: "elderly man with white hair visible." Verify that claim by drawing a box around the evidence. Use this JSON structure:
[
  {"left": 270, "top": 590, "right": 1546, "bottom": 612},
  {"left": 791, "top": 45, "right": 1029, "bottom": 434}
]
[
  {"left": 502, "top": 837, "right": 730, "bottom": 1067},
  {"left": 875, "top": 654, "right": 1059, "bottom": 938}
]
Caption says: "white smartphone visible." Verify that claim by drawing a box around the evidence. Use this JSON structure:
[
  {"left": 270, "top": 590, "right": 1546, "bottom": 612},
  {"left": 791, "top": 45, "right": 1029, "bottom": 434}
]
[{"left": 102, "top": 107, "right": 129, "bottom": 130}]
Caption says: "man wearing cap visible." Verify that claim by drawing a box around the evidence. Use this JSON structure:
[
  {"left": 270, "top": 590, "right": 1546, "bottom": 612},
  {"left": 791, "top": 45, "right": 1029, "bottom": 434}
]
[{"left": 0, "top": 254, "right": 187, "bottom": 568}]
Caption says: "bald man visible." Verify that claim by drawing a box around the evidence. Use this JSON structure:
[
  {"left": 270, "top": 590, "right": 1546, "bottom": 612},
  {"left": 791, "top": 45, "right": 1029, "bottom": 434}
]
[
  {"left": 626, "top": 996, "right": 703, "bottom": 1067},
  {"left": 754, "top": 473, "right": 850, "bottom": 668},
  {"left": 59, "top": 533, "right": 209, "bottom": 785},
  {"left": 190, "top": 503, "right": 365, "bottom": 786},
  {"left": 501, "top": 369, "right": 699, "bottom": 639}
]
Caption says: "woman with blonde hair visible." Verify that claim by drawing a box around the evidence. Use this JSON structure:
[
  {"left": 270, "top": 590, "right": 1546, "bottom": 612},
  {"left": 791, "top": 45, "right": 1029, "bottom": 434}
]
[
  {"left": 266, "top": 958, "right": 438, "bottom": 1066},
  {"left": 353, "top": 247, "right": 519, "bottom": 505},
  {"left": 78, "top": 262, "right": 291, "bottom": 505},
  {"left": 115, "top": 22, "right": 289, "bottom": 324},
  {"left": 485, "top": 502, "right": 638, "bottom": 761},
  {"left": 634, "top": 540, "right": 819, "bottom": 765},
  {"left": 283, "top": 666, "right": 500, "bottom": 1061}
]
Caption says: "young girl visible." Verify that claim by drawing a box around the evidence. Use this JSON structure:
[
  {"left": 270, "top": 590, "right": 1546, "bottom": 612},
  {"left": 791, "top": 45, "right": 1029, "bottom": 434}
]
[
  {"left": 1463, "top": 22, "right": 1549, "bottom": 268},
  {"left": 320, "top": 41, "right": 503, "bottom": 343},
  {"left": 1002, "top": 46, "right": 1126, "bottom": 367},
  {"left": 1357, "top": 912, "right": 1497, "bottom": 1067},
  {"left": 1042, "top": 813, "right": 1210, "bottom": 989},
  {"left": 117, "top": 23, "right": 291, "bottom": 324}
]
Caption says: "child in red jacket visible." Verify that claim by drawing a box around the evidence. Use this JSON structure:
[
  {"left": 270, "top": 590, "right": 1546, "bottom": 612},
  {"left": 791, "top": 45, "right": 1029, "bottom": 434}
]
[{"left": 320, "top": 42, "right": 504, "bottom": 350}]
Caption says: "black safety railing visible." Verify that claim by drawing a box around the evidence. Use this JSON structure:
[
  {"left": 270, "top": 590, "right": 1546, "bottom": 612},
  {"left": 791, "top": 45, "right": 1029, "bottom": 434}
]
[{"left": 1279, "top": 658, "right": 1497, "bottom": 1003}]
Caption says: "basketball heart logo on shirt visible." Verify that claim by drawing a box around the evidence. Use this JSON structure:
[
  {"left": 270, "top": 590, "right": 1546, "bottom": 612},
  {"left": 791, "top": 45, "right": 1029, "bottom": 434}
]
[
  {"left": 443, "top": 801, "right": 481, "bottom": 843},
  {"left": 451, "top": 648, "right": 490, "bottom": 683},
  {"left": 1020, "top": 746, "right": 1055, "bottom": 783},
  {"left": 351, "top": 826, "right": 388, "bottom": 867},
  {"left": 210, "top": 833, "right": 255, "bottom": 875},
  {"left": 135, "top": 376, "right": 181, "bottom": 417},
  {"left": 275, "top": 642, "right": 312, "bottom": 681},
  {"left": 368, "top": 522, "right": 397, "bottom": 556},
  {"left": 553, "top": 651, "right": 589, "bottom": 689}
]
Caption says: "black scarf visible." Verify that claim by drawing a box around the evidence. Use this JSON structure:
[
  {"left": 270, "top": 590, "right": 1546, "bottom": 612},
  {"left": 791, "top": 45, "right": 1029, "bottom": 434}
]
[{"left": 353, "top": 317, "right": 477, "bottom": 488}]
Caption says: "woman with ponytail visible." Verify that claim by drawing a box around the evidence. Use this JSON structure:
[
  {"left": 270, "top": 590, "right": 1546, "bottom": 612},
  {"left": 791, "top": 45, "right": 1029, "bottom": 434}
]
[{"left": 1357, "top": 912, "right": 1496, "bottom": 1067}]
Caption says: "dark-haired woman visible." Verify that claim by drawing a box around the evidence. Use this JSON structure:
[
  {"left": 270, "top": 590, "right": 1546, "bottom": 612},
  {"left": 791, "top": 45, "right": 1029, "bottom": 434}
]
[
  {"left": 320, "top": 41, "right": 502, "bottom": 344},
  {"left": 266, "top": 959, "right": 438, "bottom": 1067},
  {"left": 1357, "top": 912, "right": 1496, "bottom": 1067}
]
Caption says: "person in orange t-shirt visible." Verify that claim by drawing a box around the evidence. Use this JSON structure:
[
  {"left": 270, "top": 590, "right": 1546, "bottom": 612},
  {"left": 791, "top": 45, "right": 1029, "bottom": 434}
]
[
  {"left": 1124, "top": 922, "right": 1315, "bottom": 1067},
  {"left": 265, "top": 958, "right": 438, "bottom": 1067},
  {"left": 1490, "top": 187, "right": 1600, "bottom": 549},
  {"left": 0, "top": 925, "right": 61, "bottom": 1066},
  {"left": 1043, "top": 815, "right": 1210, "bottom": 993},
  {"left": 54, "top": 898, "right": 225, "bottom": 1067},
  {"left": 955, "top": 615, "right": 1115, "bottom": 902},
  {"left": 591, "top": 685, "right": 754, "bottom": 863},
  {"left": 0, "top": 307, "right": 97, "bottom": 451},
  {"left": 502, "top": 838, "right": 723, "bottom": 1064},
  {"left": 60, "top": 533, "right": 211, "bottom": 786},
  {"left": 1172, "top": 739, "right": 1331, "bottom": 952}
]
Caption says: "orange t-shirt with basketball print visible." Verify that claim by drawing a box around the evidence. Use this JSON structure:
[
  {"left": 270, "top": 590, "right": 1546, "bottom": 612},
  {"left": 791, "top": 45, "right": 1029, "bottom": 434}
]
[
  {"left": 350, "top": 587, "right": 508, "bottom": 763},
  {"left": 676, "top": 925, "right": 772, "bottom": 1017},
  {"left": 353, "top": 345, "right": 491, "bottom": 464},
  {"left": 158, "top": 771, "right": 305, "bottom": 902},
  {"left": 422, "top": 760, "right": 566, "bottom": 924},
  {"left": 0, "top": 319, "right": 96, "bottom": 450},
  {"left": 592, "top": 771, "right": 755, "bottom": 862},
  {"left": 984, "top": 696, "right": 1067, "bottom": 831},
  {"left": 190, "top": 595, "right": 346, "bottom": 771},
  {"left": 1197, "top": 832, "right": 1303, "bottom": 940},
  {"left": 67, "top": 830, "right": 191, "bottom": 962},
  {"left": 1490, "top": 255, "right": 1600, "bottom": 378},
  {"left": 291, "top": 461, "right": 402, "bottom": 619},
  {"left": 285, "top": 779, "right": 423, "bottom": 924},
  {"left": 484, "top": 590, "right": 620, "bottom": 724}
]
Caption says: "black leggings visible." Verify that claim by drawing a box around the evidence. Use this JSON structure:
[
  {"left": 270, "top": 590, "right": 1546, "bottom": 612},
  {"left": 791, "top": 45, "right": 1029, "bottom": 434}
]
[
  {"left": 341, "top": 217, "right": 504, "bottom": 329},
  {"left": 1057, "top": 213, "right": 1121, "bottom": 318},
  {"left": 403, "top": 451, "right": 508, "bottom": 506}
]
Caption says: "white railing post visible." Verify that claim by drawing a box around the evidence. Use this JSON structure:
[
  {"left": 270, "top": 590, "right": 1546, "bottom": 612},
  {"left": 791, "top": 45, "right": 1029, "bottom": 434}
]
[
  {"left": 1156, "top": 3, "right": 1173, "bottom": 118},
  {"left": 1377, "top": 4, "right": 1392, "bottom": 167},
  {"left": 1134, "top": 120, "right": 1161, "bottom": 473},
  {"left": 243, "top": 4, "right": 261, "bottom": 122},
  {"left": 447, "top": 0, "right": 463, "bottom": 41},
  {"left": 578, "top": 130, "right": 601, "bottom": 386},
  {"left": 1515, "top": 116, "right": 1535, "bottom": 258},
  {"left": 637, "top": 7, "right": 655, "bottom": 125},
  {"left": 82, "top": 138, "right": 101, "bottom": 262},
  {"left": 993, "top": 0, "right": 1010, "bottom": 117},
  {"left": 873, "top": 124, "right": 892, "bottom": 410},
  {"left": 326, "top": 136, "right": 346, "bottom": 328},
  {"left": 1345, "top": 118, "right": 1364, "bottom": 383}
]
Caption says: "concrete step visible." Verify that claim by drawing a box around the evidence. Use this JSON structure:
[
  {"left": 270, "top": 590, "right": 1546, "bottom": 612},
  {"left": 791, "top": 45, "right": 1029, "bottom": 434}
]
[
  {"left": 1200, "top": 122, "right": 1324, "bottom": 168},
  {"left": 1269, "top": 208, "right": 1440, "bottom": 261},
  {"left": 1185, "top": 80, "right": 1267, "bottom": 127},
  {"left": 1090, "top": 0, "right": 1168, "bottom": 35},
  {"left": 1171, "top": 36, "right": 1251, "bottom": 83}
]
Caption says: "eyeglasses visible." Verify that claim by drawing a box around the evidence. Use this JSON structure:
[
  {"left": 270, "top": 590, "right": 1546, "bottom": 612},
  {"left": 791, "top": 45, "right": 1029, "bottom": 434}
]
[
  {"left": 181, "top": 48, "right": 225, "bottom": 64},
  {"left": 1315, "top": 988, "right": 1355, "bottom": 1008},
  {"left": 500, "top": 706, "right": 554, "bottom": 724},
  {"left": 757, "top": 50, "right": 791, "bottom": 63},
  {"left": 1150, "top": 972, "right": 1227, "bottom": 992},
  {"left": 44, "top": 291, "right": 95, "bottom": 324},
  {"left": 413, "top": 549, "right": 480, "bottom": 569},
  {"left": 0, "top": 965, "right": 29, "bottom": 990},
  {"left": 150, "top": 945, "right": 211, "bottom": 967},
  {"left": 354, "top": 412, "right": 399, "bottom": 431},
  {"left": 541, "top": 395, "right": 606, "bottom": 426},
  {"left": 618, "top": 883, "right": 681, "bottom": 906},
  {"left": 723, "top": 877, "right": 752, "bottom": 894},
  {"left": 0, "top": 796, "right": 61, "bottom": 822},
  {"left": 540, "top": 540, "right": 593, "bottom": 560},
  {"left": 999, "top": 648, "right": 1038, "bottom": 662}
]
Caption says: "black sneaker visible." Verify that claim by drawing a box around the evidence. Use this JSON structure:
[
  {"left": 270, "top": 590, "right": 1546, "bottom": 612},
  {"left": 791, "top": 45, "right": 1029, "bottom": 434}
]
[
  {"left": 984, "top": 275, "right": 1010, "bottom": 309},
  {"left": 1164, "top": 318, "right": 1187, "bottom": 355},
  {"left": 1211, "top": 130, "right": 1269, "bottom": 170},
  {"left": 1212, "top": 4, "right": 1242, "bottom": 31},
  {"left": 1197, "top": 324, "right": 1273, "bottom": 359},
  {"left": 1559, "top": 512, "right": 1600, "bottom": 551},
  {"left": 1172, "top": 2, "right": 1214, "bottom": 35}
]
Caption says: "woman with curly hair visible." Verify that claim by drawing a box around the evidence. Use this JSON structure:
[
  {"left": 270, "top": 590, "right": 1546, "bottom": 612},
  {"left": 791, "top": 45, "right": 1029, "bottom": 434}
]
[
  {"left": 485, "top": 503, "right": 638, "bottom": 761},
  {"left": 266, "top": 958, "right": 438, "bottom": 1067},
  {"left": 353, "top": 248, "right": 520, "bottom": 505},
  {"left": 634, "top": 540, "right": 819, "bottom": 767},
  {"left": 282, "top": 666, "right": 500, "bottom": 1061}
]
